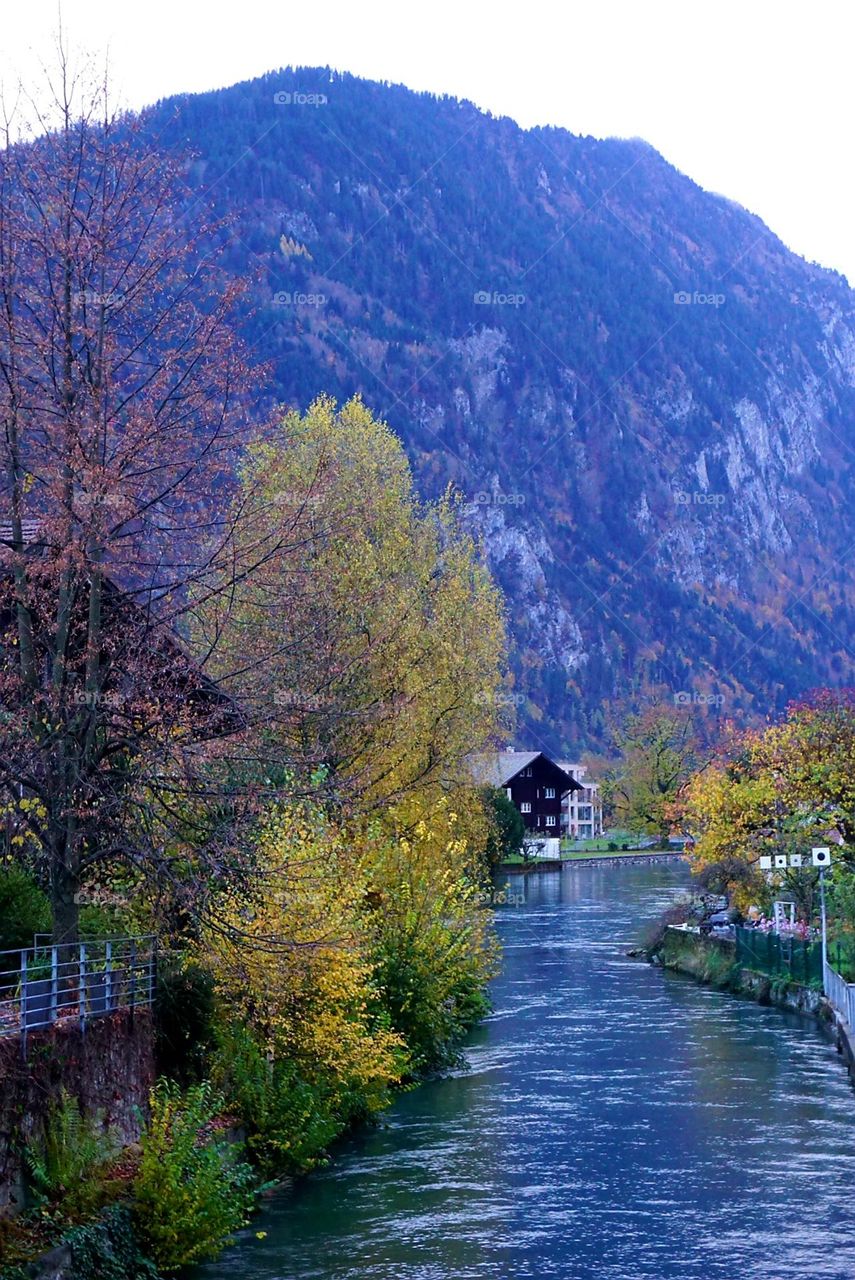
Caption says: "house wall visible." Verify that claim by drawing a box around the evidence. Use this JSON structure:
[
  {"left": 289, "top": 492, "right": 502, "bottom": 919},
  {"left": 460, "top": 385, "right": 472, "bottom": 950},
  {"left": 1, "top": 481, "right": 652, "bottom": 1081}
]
[
  {"left": 506, "top": 758, "right": 567, "bottom": 833},
  {"left": 560, "top": 765, "right": 604, "bottom": 837}
]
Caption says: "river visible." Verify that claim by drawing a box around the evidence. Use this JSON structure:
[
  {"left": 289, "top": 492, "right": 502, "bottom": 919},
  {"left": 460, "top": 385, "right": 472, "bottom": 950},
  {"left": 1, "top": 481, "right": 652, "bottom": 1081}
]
[{"left": 200, "top": 861, "right": 855, "bottom": 1280}]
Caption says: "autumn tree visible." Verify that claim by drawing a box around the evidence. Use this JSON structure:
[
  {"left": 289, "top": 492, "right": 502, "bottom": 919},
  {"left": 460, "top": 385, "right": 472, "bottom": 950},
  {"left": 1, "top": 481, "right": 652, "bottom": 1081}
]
[
  {"left": 193, "top": 394, "right": 509, "bottom": 824},
  {"left": 0, "top": 51, "right": 292, "bottom": 941},
  {"left": 682, "top": 692, "right": 855, "bottom": 914},
  {"left": 602, "top": 700, "right": 700, "bottom": 842}
]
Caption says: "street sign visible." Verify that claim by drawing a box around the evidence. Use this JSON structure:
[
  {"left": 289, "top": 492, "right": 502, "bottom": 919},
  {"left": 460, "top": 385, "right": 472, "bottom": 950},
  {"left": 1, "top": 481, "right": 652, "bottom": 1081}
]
[
  {"left": 789, "top": 853, "right": 803, "bottom": 868},
  {"left": 759, "top": 856, "right": 772, "bottom": 870},
  {"left": 774, "top": 854, "right": 787, "bottom": 869},
  {"left": 812, "top": 847, "right": 832, "bottom": 868}
]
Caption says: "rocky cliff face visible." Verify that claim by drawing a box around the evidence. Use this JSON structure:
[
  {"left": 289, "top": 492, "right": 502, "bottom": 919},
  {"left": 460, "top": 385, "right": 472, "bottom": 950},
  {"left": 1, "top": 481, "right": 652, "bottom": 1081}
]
[{"left": 143, "top": 68, "right": 855, "bottom": 750}]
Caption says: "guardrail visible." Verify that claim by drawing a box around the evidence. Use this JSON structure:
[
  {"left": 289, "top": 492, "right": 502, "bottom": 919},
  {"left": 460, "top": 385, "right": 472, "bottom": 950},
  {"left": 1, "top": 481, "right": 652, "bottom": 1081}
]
[
  {"left": 0, "top": 936, "right": 155, "bottom": 1055},
  {"left": 734, "top": 925, "right": 822, "bottom": 985},
  {"left": 823, "top": 961, "right": 855, "bottom": 1028}
]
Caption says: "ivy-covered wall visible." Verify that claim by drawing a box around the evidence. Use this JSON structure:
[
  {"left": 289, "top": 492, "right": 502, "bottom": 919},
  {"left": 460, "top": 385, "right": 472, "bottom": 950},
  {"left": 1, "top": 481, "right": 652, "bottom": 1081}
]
[{"left": 0, "top": 1011, "right": 154, "bottom": 1215}]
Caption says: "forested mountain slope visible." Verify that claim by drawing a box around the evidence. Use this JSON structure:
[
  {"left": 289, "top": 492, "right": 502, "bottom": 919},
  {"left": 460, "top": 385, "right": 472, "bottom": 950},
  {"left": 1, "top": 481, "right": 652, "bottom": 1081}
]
[{"left": 142, "top": 67, "right": 855, "bottom": 750}]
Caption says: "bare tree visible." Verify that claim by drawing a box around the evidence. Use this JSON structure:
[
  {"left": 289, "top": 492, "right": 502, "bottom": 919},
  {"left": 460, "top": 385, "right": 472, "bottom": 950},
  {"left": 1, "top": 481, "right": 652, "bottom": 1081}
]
[{"left": 0, "top": 44, "right": 297, "bottom": 942}]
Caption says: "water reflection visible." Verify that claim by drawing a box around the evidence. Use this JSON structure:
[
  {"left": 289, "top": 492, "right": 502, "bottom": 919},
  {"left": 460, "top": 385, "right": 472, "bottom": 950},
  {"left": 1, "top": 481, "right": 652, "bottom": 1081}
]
[{"left": 198, "top": 863, "right": 855, "bottom": 1280}]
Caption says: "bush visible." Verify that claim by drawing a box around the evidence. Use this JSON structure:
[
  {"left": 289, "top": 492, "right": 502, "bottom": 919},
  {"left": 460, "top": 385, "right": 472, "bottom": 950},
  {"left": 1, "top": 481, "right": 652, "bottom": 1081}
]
[
  {"left": 133, "top": 1080, "right": 255, "bottom": 1272},
  {"left": 64, "top": 1206, "right": 159, "bottom": 1280},
  {"left": 212, "top": 1022, "right": 342, "bottom": 1175},
  {"left": 481, "top": 787, "right": 525, "bottom": 867},
  {"left": 374, "top": 917, "right": 493, "bottom": 1074},
  {"left": 25, "top": 1090, "right": 117, "bottom": 1216},
  {"left": 79, "top": 904, "right": 135, "bottom": 941},
  {"left": 154, "top": 958, "right": 217, "bottom": 1085},
  {"left": 0, "top": 866, "right": 51, "bottom": 952}
]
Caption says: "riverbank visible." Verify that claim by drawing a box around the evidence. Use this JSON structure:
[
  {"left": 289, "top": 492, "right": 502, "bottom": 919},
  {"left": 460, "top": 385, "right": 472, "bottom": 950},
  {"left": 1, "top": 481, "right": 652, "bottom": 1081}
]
[
  {"left": 649, "top": 924, "right": 828, "bottom": 1017},
  {"left": 498, "top": 851, "right": 687, "bottom": 872},
  {"left": 650, "top": 925, "right": 855, "bottom": 1091},
  {"left": 192, "top": 861, "right": 855, "bottom": 1279}
]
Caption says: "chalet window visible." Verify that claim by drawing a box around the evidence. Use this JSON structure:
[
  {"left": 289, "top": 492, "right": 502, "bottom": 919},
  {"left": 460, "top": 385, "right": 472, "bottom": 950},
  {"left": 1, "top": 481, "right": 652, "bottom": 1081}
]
[
  {"left": 506, "top": 788, "right": 512, "bottom": 800},
  {"left": 545, "top": 787, "right": 555, "bottom": 799},
  {"left": 520, "top": 802, "right": 531, "bottom": 813},
  {"left": 522, "top": 767, "right": 532, "bottom": 777},
  {"left": 545, "top": 815, "right": 556, "bottom": 826}
]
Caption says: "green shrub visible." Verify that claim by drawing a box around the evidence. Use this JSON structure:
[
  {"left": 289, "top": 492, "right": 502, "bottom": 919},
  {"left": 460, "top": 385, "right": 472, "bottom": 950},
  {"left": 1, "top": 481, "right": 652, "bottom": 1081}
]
[
  {"left": 64, "top": 1206, "right": 160, "bottom": 1280},
  {"left": 481, "top": 787, "right": 526, "bottom": 867},
  {"left": 133, "top": 1080, "right": 255, "bottom": 1272},
  {"left": 0, "top": 866, "right": 51, "bottom": 952},
  {"left": 211, "top": 1022, "right": 341, "bottom": 1175},
  {"left": 25, "top": 1090, "right": 117, "bottom": 1216},
  {"left": 79, "top": 904, "right": 134, "bottom": 941},
  {"left": 154, "top": 958, "right": 217, "bottom": 1085},
  {"left": 374, "top": 919, "right": 492, "bottom": 1074}
]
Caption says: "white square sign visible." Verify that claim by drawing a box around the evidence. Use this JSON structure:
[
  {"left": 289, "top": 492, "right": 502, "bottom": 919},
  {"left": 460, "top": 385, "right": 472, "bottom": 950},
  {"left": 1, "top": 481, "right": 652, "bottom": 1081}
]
[
  {"left": 774, "top": 854, "right": 787, "bottom": 869},
  {"left": 759, "top": 856, "right": 772, "bottom": 870},
  {"left": 789, "top": 854, "right": 803, "bottom": 868},
  {"left": 812, "top": 847, "right": 832, "bottom": 868}
]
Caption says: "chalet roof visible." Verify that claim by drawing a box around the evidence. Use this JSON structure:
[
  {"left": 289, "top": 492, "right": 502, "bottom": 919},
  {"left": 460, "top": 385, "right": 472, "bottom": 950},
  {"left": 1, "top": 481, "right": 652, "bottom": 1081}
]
[
  {"left": 471, "top": 750, "right": 539, "bottom": 787},
  {"left": 470, "top": 750, "right": 581, "bottom": 791}
]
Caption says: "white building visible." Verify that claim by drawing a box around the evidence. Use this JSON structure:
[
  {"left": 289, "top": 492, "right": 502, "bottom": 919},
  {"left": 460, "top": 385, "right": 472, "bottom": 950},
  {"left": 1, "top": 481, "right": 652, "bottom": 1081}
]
[{"left": 558, "top": 762, "right": 603, "bottom": 839}]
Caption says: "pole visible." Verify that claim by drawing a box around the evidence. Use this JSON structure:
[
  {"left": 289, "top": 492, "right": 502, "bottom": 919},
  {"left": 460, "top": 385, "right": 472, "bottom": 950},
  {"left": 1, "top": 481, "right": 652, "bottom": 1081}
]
[{"left": 820, "top": 866, "right": 828, "bottom": 989}]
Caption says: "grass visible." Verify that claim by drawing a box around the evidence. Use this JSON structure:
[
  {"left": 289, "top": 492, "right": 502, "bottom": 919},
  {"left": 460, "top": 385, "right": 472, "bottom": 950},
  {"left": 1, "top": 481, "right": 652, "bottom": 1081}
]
[
  {"left": 560, "top": 846, "right": 671, "bottom": 861},
  {"left": 499, "top": 845, "right": 673, "bottom": 866}
]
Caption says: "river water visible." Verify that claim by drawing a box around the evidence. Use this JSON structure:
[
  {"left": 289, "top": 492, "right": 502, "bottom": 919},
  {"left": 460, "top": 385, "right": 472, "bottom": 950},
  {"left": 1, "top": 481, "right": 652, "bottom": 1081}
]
[{"left": 200, "top": 862, "right": 855, "bottom": 1280}]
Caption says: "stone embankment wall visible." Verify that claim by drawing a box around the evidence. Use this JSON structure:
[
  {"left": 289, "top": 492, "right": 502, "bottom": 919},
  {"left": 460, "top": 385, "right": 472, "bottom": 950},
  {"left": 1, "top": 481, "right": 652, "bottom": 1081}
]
[
  {"left": 0, "top": 1009, "right": 155, "bottom": 1216},
  {"left": 652, "top": 926, "right": 829, "bottom": 1019}
]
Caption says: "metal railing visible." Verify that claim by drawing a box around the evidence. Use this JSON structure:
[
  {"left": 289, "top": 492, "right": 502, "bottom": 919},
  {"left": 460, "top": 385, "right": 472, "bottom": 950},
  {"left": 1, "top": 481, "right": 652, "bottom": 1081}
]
[
  {"left": 823, "top": 961, "right": 855, "bottom": 1028},
  {"left": 734, "top": 925, "right": 822, "bottom": 985},
  {"left": 0, "top": 936, "right": 155, "bottom": 1054}
]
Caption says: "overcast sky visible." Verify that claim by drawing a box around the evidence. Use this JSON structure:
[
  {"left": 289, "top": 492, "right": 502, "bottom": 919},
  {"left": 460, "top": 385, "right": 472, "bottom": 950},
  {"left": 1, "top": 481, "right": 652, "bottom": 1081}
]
[{"left": 5, "top": 0, "right": 853, "bottom": 283}]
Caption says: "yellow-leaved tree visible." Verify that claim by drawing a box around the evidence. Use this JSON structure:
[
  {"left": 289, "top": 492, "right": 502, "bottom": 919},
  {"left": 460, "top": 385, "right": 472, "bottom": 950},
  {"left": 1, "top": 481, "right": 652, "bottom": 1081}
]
[
  {"left": 194, "top": 394, "right": 509, "bottom": 817},
  {"left": 191, "top": 396, "right": 513, "bottom": 1166},
  {"left": 202, "top": 800, "right": 407, "bottom": 1170},
  {"left": 682, "top": 693, "right": 855, "bottom": 916}
]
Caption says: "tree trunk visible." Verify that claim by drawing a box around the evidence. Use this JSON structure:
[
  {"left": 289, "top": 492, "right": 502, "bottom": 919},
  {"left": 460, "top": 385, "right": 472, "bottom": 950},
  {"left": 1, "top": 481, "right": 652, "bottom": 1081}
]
[{"left": 50, "top": 852, "right": 79, "bottom": 945}]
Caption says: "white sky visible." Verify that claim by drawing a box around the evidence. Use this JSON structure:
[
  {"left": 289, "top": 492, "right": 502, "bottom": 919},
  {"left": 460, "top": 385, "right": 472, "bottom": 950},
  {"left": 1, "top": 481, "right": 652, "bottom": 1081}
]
[{"left": 4, "top": 0, "right": 854, "bottom": 283}]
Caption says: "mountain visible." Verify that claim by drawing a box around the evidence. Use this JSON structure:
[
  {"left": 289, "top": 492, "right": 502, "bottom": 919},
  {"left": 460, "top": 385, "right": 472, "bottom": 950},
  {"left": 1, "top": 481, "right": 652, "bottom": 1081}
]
[{"left": 141, "top": 68, "right": 855, "bottom": 752}]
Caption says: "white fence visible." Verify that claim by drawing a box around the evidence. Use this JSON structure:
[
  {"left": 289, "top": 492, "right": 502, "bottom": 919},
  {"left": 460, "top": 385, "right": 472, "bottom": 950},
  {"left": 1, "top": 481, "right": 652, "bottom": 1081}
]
[
  {"left": 823, "top": 961, "right": 855, "bottom": 1028},
  {"left": 523, "top": 837, "right": 561, "bottom": 861}
]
